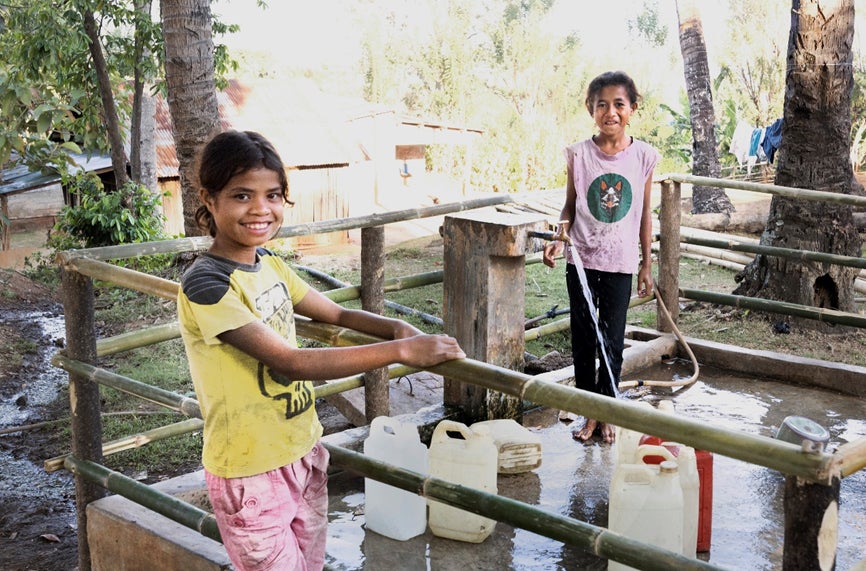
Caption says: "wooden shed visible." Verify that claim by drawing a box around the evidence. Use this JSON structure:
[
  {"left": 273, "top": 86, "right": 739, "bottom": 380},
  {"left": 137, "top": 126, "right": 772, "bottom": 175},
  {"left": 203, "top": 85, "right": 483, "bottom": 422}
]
[{"left": 0, "top": 154, "right": 113, "bottom": 269}]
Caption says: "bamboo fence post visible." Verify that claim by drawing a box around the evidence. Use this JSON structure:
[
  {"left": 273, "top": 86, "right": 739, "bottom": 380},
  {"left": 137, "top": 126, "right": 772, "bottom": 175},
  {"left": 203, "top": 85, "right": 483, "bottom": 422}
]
[
  {"left": 657, "top": 180, "right": 680, "bottom": 332},
  {"left": 361, "top": 225, "right": 389, "bottom": 422},
  {"left": 60, "top": 265, "right": 103, "bottom": 571}
]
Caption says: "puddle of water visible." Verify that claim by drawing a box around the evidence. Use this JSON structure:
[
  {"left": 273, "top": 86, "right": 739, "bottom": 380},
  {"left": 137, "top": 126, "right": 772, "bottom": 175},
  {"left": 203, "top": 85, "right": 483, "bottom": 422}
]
[
  {"left": 324, "top": 362, "right": 866, "bottom": 570},
  {"left": 0, "top": 309, "right": 72, "bottom": 507},
  {"left": 0, "top": 310, "right": 66, "bottom": 427}
]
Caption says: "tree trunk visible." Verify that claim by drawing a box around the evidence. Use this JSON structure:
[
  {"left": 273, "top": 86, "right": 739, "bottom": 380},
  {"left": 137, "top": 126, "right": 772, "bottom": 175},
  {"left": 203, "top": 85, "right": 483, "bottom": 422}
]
[
  {"left": 159, "top": 0, "right": 220, "bottom": 237},
  {"left": 130, "top": 0, "right": 157, "bottom": 192},
  {"left": 676, "top": 0, "right": 733, "bottom": 215},
  {"left": 734, "top": 0, "right": 861, "bottom": 330},
  {"left": 82, "top": 10, "right": 129, "bottom": 191}
]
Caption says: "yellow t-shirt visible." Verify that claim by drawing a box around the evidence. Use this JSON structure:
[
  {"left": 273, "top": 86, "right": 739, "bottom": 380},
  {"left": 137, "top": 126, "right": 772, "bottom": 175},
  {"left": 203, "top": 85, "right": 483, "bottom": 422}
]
[{"left": 177, "top": 248, "right": 322, "bottom": 478}]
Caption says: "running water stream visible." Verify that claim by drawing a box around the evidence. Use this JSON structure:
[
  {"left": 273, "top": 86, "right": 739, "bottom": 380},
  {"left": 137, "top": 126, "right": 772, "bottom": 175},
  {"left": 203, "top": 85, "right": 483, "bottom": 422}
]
[{"left": 566, "top": 242, "right": 619, "bottom": 398}]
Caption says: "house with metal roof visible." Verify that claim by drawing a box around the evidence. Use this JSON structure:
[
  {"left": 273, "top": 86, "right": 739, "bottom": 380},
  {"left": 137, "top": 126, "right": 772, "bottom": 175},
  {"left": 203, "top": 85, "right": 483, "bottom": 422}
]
[{"left": 0, "top": 77, "right": 482, "bottom": 266}]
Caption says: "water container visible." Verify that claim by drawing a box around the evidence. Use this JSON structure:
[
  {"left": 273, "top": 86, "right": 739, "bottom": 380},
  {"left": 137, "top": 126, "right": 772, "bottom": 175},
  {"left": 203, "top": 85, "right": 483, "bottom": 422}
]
[
  {"left": 363, "top": 416, "right": 428, "bottom": 541},
  {"left": 639, "top": 402, "right": 714, "bottom": 552},
  {"left": 428, "top": 420, "right": 498, "bottom": 543},
  {"left": 471, "top": 418, "right": 542, "bottom": 474},
  {"left": 608, "top": 460, "right": 684, "bottom": 571},
  {"left": 613, "top": 401, "right": 654, "bottom": 466},
  {"left": 677, "top": 445, "right": 700, "bottom": 558}
]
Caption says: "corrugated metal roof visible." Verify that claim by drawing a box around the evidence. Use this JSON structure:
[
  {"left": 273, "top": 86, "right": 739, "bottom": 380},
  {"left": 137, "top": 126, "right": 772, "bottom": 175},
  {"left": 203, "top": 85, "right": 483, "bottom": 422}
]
[{"left": 0, "top": 153, "right": 113, "bottom": 197}]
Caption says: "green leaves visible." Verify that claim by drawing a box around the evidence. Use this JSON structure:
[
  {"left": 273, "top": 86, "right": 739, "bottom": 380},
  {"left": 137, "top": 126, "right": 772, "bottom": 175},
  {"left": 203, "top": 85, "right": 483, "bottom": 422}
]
[{"left": 50, "top": 172, "right": 166, "bottom": 249}]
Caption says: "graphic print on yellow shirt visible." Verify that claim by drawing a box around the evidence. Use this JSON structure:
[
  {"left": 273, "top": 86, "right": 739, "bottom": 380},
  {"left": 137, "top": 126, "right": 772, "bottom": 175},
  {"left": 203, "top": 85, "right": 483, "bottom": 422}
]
[
  {"left": 253, "top": 280, "right": 314, "bottom": 420},
  {"left": 178, "top": 248, "right": 322, "bottom": 478}
]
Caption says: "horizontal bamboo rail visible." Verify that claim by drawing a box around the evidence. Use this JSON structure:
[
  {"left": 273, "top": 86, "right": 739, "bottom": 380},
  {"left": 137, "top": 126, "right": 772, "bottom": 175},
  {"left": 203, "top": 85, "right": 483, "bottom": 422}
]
[
  {"left": 681, "top": 235, "right": 866, "bottom": 270},
  {"left": 52, "top": 354, "right": 202, "bottom": 418},
  {"left": 61, "top": 256, "right": 178, "bottom": 300},
  {"left": 523, "top": 294, "right": 655, "bottom": 342},
  {"left": 97, "top": 322, "right": 181, "bottom": 356},
  {"left": 665, "top": 173, "right": 866, "bottom": 208},
  {"left": 45, "top": 418, "right": 203, "bottom": 472},
  {"left": 293, "top": 321, "right": 835, "bottom": 483},
  {"left": 680, "top": 288, "right": 866, "bottom": 328},
  {"left": 56, "top": 195, "right": 517, "bottom": 262},
  {"left": 836, "top": 437, "right": 866, "bottom": 478},
  {"left": 326, "top": 444, "right": 721, "bottom": 571},
  {"left": 63, "top": 456, "right": 221, "bottom": 542},
  {"left": 55, "top": 324, "right": 836, "bottom": 483}
]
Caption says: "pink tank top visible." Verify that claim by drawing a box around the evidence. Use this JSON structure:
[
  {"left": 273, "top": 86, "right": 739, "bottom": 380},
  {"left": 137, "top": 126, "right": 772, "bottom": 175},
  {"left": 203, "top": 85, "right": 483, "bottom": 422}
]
[{"left": 564, "top": 138, "right": 659, "bottom": 274}]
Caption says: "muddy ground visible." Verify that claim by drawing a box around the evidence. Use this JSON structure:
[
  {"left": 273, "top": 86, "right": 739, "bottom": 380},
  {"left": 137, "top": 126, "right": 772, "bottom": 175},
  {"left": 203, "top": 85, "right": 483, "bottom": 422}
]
[
  {"left": 0, "top": 268, "right": 357, "bottom": 571},
  {"left": 0, "top": 271, "right": 78, "bottom": 571}
]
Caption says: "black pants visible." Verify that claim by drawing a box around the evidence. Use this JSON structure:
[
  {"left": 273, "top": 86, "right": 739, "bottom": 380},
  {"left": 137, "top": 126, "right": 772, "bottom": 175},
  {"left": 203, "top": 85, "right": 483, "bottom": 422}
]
[{"left": 566, "top": 265, "right": 632, "bottom": 398}]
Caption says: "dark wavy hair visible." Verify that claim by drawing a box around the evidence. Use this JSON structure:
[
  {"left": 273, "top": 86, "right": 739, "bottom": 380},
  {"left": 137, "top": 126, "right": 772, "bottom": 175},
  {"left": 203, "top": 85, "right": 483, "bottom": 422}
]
[
  {"left": 194, "top": 130, "right": 292, "bottom": 237},
  {"left": 584, "top": 71, "right": 642, "bottom": 115}
]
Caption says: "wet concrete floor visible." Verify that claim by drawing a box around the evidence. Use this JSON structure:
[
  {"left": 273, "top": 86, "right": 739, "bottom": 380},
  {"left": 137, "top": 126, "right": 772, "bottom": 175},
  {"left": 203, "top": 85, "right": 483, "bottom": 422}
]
[{"left": 323, "top": 359, "right": 866, "bottom": 570}]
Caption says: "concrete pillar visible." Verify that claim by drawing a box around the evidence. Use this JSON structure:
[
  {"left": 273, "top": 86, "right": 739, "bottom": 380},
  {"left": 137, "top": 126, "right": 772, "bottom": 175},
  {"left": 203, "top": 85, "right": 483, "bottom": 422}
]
[{"left": 442, "top": 210, "right": 548, "bottom": 422}]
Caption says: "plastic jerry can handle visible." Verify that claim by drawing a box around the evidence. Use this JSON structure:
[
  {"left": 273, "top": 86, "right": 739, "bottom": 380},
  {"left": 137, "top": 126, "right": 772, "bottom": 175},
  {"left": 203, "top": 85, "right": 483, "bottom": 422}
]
[{"left": 637, "top": 444, "right": 677, "bottom": 463}]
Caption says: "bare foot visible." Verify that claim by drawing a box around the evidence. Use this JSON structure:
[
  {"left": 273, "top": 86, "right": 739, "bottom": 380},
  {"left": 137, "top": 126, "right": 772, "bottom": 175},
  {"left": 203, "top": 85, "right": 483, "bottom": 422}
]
[
  {"left": 599, "top": 422, "right": 616, "bottom": 443},
  {"left": 571, "top": 418, "right": 598, "bottom": 441}
]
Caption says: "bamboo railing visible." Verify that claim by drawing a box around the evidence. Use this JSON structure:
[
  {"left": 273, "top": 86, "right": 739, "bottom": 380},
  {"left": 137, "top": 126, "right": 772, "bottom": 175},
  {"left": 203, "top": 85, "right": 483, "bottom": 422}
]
[{"left": 51, "top": 185, "right": 866, "bottom": 570}]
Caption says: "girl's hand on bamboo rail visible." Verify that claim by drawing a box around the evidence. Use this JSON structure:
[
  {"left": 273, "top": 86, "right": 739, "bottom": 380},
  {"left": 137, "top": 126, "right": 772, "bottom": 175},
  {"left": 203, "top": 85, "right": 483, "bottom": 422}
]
[{"left": 398, "top": 334, "right": 466, "bottom": 368}]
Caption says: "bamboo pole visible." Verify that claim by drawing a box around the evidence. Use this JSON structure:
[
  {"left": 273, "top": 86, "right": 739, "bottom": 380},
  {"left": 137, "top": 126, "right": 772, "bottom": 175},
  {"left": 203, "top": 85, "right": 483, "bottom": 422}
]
[
  {"left": 294, "top": 321, "right": 834, "bottom": 483},
  {"left": 679, "top": 243, "right": 754, "bottom": 265},
  {"left": 97, "top": 322, "right": 181, "bottom": 356},
  {"left": 682, "top": 235, "right": 866, "bottom": 270},
  {"left": 836, "top": 436, "right": 866, "bottom": 478},
  {"left": 62, "top": 456, "right": 221, "bottom": 543},
  {"left": 680, "top": 288, "right": 866, "bottom": 328},
  {"left": 314, "top": 364, "right": 419, "bottom": 399},
  {"left": 664, "top": 173, "right": 866, "bottom": 208},
  {"left": 326, "top": 444, "right": 722, "bottom": 571},
  {"left": 296, "top": 265, "right": 443, "bottom": 326},
  {"left": 52, "top": 354, "right": 202, "bottom": 419},
  {"left": 323, "top": 270, "right": 444, "bottom": 303},
  {"left": 56, "top": 323, "right": 835, "bottom": 482},
  {"left": 45, "top": 418, "right": 203, "bottom": 472},
  {"left": 56, "top": 195, "right": 517, "bottom": 263},
  {"left": 523, "top": 294, "right": 654, "bottom": 342},
  {"left": 62, "top": 256, "right": 179, "bottom": 301}
]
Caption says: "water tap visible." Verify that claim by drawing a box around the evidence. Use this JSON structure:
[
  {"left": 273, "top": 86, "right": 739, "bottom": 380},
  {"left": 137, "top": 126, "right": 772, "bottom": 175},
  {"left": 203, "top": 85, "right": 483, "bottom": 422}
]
[{"left": 528, "top": 221, "right": 572, "bottom": 244}]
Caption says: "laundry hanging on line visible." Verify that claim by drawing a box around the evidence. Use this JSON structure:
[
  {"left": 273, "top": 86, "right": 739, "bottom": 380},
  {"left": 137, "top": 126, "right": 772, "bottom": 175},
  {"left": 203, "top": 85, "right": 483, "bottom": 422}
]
[{"left": 729, "top": 118, "right": 783, "bottom": 173}]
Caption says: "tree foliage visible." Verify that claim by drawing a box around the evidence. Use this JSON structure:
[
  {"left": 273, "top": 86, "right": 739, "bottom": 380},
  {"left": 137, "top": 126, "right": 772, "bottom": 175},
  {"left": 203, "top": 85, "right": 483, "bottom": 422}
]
[{"left": 50, "top": 171, "right": 166, "bottom": 249}]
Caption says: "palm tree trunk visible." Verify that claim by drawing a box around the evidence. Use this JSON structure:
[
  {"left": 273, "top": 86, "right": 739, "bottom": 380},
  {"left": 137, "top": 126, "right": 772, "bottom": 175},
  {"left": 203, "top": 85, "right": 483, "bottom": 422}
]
[
  {"left": 676, "top": 0, "right": 733, "bottom": 215},
  {"left": 159, "top": 0, "right": 220, "bottom": 237},
  {"left": 734, "top": 0, "right": 861, "bottom": 332}
]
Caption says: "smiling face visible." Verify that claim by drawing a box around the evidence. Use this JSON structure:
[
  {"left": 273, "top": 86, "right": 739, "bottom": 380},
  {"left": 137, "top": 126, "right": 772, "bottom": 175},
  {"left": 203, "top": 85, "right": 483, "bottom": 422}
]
[
  {"left": 589, "top": 84, "right": 636, "bottom": 138},
  {"left": 201, "top": 167, "right": 285, "bottom": 264}
]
